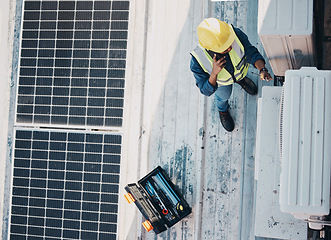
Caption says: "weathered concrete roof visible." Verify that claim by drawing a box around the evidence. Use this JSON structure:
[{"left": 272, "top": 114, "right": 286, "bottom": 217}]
[{"left": 118, "top": 0, "right": 275, "bottom": 239}]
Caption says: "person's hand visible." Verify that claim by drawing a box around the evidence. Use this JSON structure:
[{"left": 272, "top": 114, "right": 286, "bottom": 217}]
[
  {"left": 260, "top": 70, "right": 273, "bottom": 81},
  {"left": 211, "top": 55, "right": 226, "bottom": 76}
]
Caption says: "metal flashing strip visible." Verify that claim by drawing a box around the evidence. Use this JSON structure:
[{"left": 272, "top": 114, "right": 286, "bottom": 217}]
[
  {"left": 10, "top": 128, "right": 121, "bottom": 240},
  {"left": 16, "top": 0, "right": 129, "bottom": 128}
]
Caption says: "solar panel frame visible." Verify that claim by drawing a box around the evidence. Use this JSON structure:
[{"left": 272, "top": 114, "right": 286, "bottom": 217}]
[
  {"left": 8, "top": 1, "right": 131, "bottom": 239},
  {"left": 10, "top": 128, "right": 122, "bottom": 240},
  {"left": 15, "top": 0, "right": 130, "bottom": 130}
]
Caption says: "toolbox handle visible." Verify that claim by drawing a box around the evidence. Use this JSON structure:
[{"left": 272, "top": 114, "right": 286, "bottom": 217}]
[
  {"left": 142, "top": 220, "right": 153, "bottom": 232},
  {"left": 124, "top": 193, "right": 135, "bottom": 204}
]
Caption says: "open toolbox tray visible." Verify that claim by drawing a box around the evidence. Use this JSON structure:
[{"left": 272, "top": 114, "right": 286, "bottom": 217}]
[{"left": 124, "top": 166, "right": 191, "bottom": 234}]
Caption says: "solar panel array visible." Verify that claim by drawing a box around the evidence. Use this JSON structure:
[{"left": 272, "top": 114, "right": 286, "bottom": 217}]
[
  {"left": 11, "top": 129, "right": 121, "bottom": 240},
  {"left": 16, "top": 0, "right": 129, "bottom": 127},
  {"left": 10, "top": 1, "right": 129, "bottom": 239}
]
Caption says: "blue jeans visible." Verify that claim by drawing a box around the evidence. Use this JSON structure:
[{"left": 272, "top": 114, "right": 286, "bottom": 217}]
[{"left": 214, "top": 84, "right": 233, "bottom": 112}]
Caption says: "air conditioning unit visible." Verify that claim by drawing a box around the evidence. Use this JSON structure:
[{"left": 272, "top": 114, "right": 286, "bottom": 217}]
[
  {"left": 258, "top": 0, "right": 315, "bottom": 76},
  {"left": 279, "top": 67, "right": 331, "bottom": 230}
]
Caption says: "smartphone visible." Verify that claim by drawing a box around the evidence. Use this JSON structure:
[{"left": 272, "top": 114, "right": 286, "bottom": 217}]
[
  {"left": 215, "top": 53, "right": 225, "bottom": 61},
  {"left": 207, "top": 50, "right": 225, "bottom": 61}
]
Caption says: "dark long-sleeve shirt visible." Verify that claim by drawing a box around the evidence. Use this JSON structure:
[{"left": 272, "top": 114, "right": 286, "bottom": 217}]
[{"left": 190, "top": 27, "right": 265, "bottom": 96}]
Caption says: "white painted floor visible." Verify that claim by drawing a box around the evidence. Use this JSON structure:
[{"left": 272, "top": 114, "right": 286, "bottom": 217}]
[{"left": 118, "top": 0, "right": 276, "bottom": 239}]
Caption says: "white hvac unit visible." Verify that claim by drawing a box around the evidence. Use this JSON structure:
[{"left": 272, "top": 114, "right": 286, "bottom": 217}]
[
  {"left": 279, "top": 67, "right": 331, "bottom": 230},
  {"left": 258, "top": 0, "right": 315, "bottom": 76}
]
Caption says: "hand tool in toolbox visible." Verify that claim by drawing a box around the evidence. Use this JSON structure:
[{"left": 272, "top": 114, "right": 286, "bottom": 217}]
[{"left": 124, "top": 166, "right": 191, "bottom": 234}]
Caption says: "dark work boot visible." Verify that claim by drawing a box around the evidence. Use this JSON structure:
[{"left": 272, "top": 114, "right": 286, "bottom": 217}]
[
  {"left": 219, "top": 110, "right": 234, "bottom": 132},
  {"left": 236, "top": 77, "right": 257, "bottom": 95}
]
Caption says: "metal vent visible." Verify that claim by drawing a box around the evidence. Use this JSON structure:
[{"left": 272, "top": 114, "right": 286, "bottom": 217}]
[
  {"left": 258, "top": 0, "right": 315, "bottom": 76},
  {"left": 279, "top": 67, "right": 331, "bottom": 221},
  {"left": 279, "top": 87, "right": 284, "bottom": 163}
]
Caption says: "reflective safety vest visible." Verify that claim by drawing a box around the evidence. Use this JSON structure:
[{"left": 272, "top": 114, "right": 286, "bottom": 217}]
[{"left": 191, "top": 28, "right": 249, "bottom": 86}]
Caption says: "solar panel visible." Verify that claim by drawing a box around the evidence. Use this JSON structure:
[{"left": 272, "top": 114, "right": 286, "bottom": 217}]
[
  {"left": 10, "top": 129, "right": 121, "bottom": 240},
  {"left": 16, "top": 0, "right": 129, "bottom": 127}
]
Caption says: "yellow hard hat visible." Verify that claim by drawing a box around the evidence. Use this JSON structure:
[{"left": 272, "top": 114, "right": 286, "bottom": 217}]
[{"left": 197, "top": 18, "right": 235, "bottom": 53}]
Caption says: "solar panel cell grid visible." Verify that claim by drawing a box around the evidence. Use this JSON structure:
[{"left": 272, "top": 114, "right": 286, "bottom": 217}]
[
  {"left": 11, "top": 1, "right": 129, "bottom": 238},
  {"left": 10, "top": 129, "right": 121, "bottom": 239},
  {"left": 17, "top": 0, "right": 129, "bottom": 128}
]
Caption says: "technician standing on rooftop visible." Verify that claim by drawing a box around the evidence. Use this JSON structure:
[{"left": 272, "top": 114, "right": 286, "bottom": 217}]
[{"left": 190, "top": 18, "right": 273, "bottom": 132}]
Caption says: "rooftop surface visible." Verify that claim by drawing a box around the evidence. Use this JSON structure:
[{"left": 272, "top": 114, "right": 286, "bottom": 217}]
[
  {"left": 119, "top": 0, "right": 274, "bottom": 239},
  {"left": 0, "top": 0, "right": 329, "bottom": 240}
]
